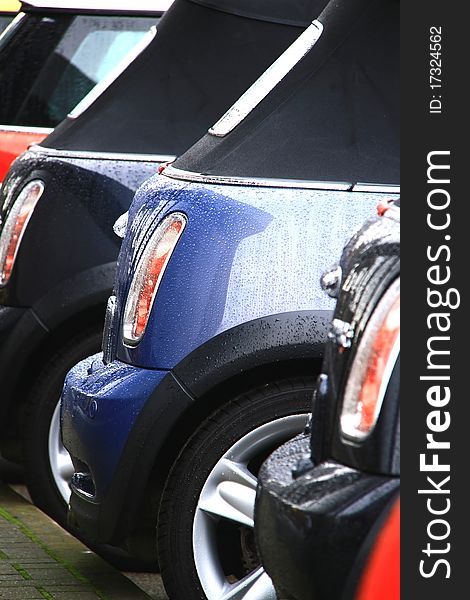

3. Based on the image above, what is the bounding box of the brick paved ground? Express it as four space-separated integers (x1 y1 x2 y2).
0 483 153 600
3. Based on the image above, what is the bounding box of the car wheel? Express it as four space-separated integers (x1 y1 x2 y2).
22 327 159 571
158 376 315 600
22 328 102 525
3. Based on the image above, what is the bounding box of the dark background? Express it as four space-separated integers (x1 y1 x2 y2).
401 2 467 597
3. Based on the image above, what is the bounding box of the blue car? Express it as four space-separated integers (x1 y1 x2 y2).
0 0 313 533
62 0 399 597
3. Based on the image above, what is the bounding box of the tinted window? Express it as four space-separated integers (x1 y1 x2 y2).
0 15 157 127
43 0 314 156
0 15 13 34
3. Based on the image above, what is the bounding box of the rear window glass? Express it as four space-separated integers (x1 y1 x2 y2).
0 14 157 128
0 15 13 34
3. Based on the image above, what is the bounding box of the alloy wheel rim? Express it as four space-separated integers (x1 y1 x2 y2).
193 413 308 600
48 400 74 505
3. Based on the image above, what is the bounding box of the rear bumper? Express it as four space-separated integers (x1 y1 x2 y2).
61 354 169 499
61 354 194 545
255 435 400 600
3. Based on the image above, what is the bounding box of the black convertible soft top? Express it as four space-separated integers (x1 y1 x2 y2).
187 0 324 27
43 0 329 155
173 0 400 185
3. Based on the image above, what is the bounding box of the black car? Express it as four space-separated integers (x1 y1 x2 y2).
0 0 318 527
0 0 170 181
255 200 400 600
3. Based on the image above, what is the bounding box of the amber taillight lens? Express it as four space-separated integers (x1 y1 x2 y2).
122 212 186 345
0 180 44 286
340 278 400 441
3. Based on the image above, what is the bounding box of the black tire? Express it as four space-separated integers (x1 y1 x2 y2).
22 327 102 525
158 376 315 600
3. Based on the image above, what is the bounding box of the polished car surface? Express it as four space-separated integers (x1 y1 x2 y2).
62 1 399 598
0 0 318 538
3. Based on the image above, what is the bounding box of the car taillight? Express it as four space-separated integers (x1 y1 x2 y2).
340 278 400 441
122 212 186 345
0 180 44 286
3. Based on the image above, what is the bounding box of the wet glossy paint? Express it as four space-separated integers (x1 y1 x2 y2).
115 175 398 369
62 173 399 504
61 353 167 496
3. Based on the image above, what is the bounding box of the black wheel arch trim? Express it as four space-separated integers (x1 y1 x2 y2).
0 262 116 433
174 310 331 397
69 310 331 546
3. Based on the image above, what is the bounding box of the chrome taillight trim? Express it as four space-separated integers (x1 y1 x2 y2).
122 212 187 346
0 180 45 286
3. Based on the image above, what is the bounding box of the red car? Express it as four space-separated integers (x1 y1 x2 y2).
355 499 400 600
0 0 172 180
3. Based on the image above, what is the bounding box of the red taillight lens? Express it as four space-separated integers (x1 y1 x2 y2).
0 180 44 286
340 279 400 441
122 212 186 345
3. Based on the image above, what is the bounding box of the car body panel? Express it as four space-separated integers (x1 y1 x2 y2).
62 354 169 496
0 149 157 307
63 309 328 544
311 205 400 474
61 184 397 543
0 150 157 436
353 498 400 600
115 175 398 370
0 0 20 10
255 435 399 600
